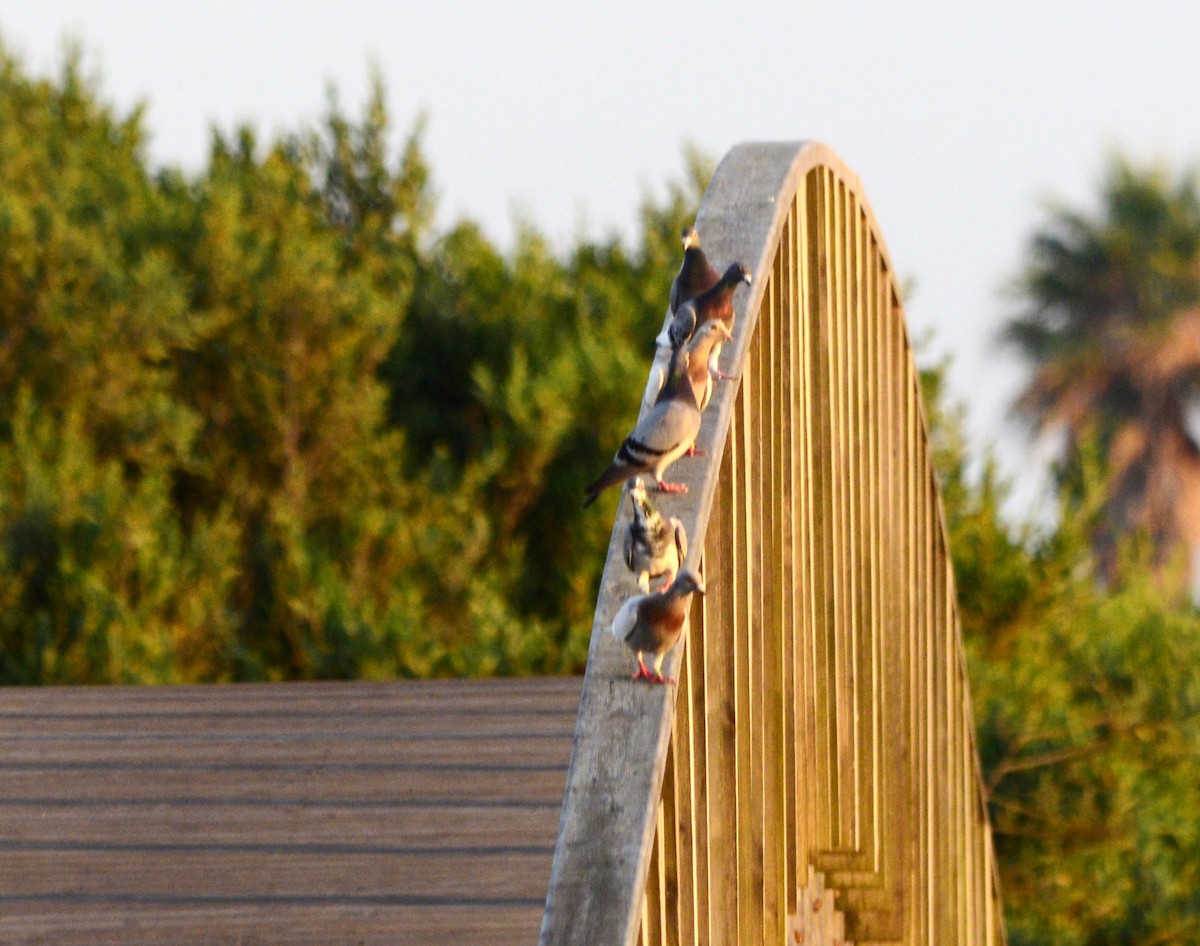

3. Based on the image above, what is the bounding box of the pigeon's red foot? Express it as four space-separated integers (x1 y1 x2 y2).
685 444 706 457
717 371 737 381
655 480 689 494
633 667 673 685
632 658 654 682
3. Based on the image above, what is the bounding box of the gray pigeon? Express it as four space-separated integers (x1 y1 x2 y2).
610 568 706 684
669 226 720 316
623 478 688 593
584 350 701 507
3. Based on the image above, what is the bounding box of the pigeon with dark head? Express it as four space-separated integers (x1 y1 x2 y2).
623 478 688 593
666 261 752 378
584 349 702 508
670 226 720 316
610 568 706 684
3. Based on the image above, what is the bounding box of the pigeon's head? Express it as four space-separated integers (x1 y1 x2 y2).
627 477 651 514
723 262 752 286
681 226 700 250
686 320 733 359
673 569 706 597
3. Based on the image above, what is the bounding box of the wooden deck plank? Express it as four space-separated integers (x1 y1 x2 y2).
0 768 569 805
0 677 581 945
1 849 552 898
4 903 543 946
0 803 556 847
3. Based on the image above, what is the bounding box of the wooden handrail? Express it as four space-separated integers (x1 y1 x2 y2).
540 142 1005 945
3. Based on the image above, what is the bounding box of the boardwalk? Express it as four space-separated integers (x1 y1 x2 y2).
0 677 581 946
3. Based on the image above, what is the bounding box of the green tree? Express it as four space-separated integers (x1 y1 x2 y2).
924 360 1200 946
0 44 234 682
380 145 714 666
0 38 715 682
1003 156 1200 592
0 45 200 478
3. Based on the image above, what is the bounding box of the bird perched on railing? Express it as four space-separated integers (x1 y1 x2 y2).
679 320 732 414
623 478 688 593
645 227 725 410
583 350 701 508
670 226 720 317
610 568 706 684
642 318 733 418
666 262 752 376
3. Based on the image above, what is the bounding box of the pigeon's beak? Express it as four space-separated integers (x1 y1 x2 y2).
743 271 753 284
719 324 734 341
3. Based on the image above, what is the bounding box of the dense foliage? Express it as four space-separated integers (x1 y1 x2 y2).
3 42 1199 945
0 47 708 682
926 361 1200 945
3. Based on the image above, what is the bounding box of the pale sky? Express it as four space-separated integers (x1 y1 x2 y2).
4 2 1200 520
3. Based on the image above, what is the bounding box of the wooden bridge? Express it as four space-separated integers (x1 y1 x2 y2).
0 142 1004 945
541 141 1005 945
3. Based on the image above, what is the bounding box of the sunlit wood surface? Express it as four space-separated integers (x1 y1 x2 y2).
0 677 580 945
540 142 1006 945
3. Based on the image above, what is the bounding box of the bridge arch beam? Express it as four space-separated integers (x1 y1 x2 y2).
541 142 1005 946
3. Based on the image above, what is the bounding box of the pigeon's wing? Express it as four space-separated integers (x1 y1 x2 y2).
667 301 697 350
610 594 644 643
628 395 699 457
641 357 669 413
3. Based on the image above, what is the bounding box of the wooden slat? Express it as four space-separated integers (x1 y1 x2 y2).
0 677 579 946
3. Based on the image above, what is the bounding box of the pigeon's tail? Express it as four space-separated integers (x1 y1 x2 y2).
582 464 633 509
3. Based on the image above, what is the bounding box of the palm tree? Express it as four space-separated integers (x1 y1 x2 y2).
1004 156 1200 592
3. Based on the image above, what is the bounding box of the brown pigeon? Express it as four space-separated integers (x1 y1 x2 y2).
610 568 706 684
666 262 752 367
667 262 748 355
644 317 733 415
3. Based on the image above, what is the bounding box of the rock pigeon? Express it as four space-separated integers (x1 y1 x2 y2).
610 568 706 684
623 478 688 593
584 350 701 508
666 262 752 376
643 318 733 414
679 320 733 412
669 226 720 316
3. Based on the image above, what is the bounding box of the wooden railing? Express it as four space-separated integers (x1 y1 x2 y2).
540 142 1006 945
